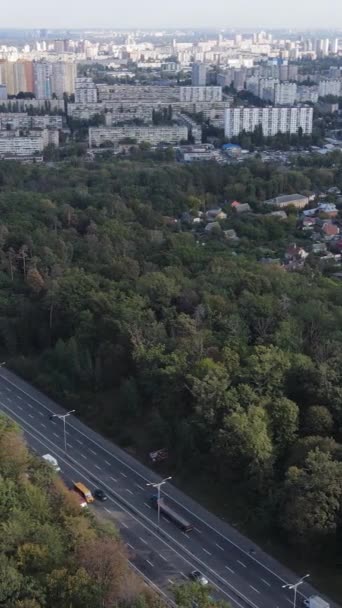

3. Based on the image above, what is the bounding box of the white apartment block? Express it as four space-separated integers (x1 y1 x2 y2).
0 113 62 130
295 86 319 104
89 125 188 148
75 77 98 103
274 82 297 105
0 132 44 157
96 84 179 102
179 86 222 102
224 107 313 138
318 79 342 97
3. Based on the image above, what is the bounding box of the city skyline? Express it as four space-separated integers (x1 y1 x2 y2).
3 0 342 30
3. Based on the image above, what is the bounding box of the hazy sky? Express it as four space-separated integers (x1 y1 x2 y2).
3 0 342 29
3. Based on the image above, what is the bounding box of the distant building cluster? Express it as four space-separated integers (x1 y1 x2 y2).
225 106 313 137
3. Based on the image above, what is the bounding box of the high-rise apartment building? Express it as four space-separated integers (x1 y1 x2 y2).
274 82 297 105
318 79 341 97
51 62 76 98
192 62 207 86
224 106 313 138
0 61 33 95
33 62 53 99
0 84 7 99
75 77 97 103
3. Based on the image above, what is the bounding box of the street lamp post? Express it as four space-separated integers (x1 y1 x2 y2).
49 410 75 452
146 476 172 532
282 574 310 608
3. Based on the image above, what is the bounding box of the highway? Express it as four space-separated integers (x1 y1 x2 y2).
0 367 336 608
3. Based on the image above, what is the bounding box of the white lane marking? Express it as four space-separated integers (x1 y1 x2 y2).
50 419 56 424
53 432 59 438
41 423 46 428
76 439 83 445
67 443 73 449
144 502 152 509
127 543 135 550
0 407 252 608
249 585 260 594
180 572 187 579
28 414 34 419
105 460 111 466
17 405 23 410
168 579 175 585
27 403 32 408
146 559 154 568
202 547 212 556
261 578 271 587
285 599 293 605
81 454 87 459
121 521 128 529
38 411 44 416
104 507 112 514
160 553 168 562
135 483 145 490
95 464 101 471
139 537 148 545
120 471 127 478
125 488 134 495
237 560 247 568
109 476 118 482
17 395 22 400
89 449 97 455
7 397 12 402
182 532 190 539
216 543 224 551
225 565 235 574
162 516 170 523
5 387 11 392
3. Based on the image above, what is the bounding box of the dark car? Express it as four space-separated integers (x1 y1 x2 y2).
189 570 208 586
94 489 107 501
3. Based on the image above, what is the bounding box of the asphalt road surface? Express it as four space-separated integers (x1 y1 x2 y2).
0 367 337 608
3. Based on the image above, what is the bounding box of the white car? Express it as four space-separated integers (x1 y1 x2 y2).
189 570 209 586
42 453 60 472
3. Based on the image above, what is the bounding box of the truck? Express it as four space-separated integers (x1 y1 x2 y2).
74 482 94 504
150 495 193 533
304 596 330 608
42 454 60 472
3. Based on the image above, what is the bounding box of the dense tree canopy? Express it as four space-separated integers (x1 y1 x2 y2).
0 155 342 589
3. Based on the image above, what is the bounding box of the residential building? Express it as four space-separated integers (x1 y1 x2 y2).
296 86 319 104
75 78 98 104
224 107 313 138
0 60 33 95
51 62 76 98
89 125 188 147
179 86 222 102
318 79 341 98
274 82 297 105
265 194 309 209
0 132 44 158
0 84 7 99
192 62 207 86
33 62 52 99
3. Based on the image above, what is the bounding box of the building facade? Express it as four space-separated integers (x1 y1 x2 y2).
89 125 188 147
192 62 207 86
224 106 313 138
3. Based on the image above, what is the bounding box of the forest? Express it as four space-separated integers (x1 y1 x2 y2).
0 155 342 593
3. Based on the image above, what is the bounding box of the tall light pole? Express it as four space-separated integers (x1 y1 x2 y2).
146 476 172 532
49 410 75 452
282 574 310 608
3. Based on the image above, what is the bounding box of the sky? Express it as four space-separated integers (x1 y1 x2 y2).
3 0 342 30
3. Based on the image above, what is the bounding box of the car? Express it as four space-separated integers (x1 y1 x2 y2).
94 488 107 501
189 570 208 586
